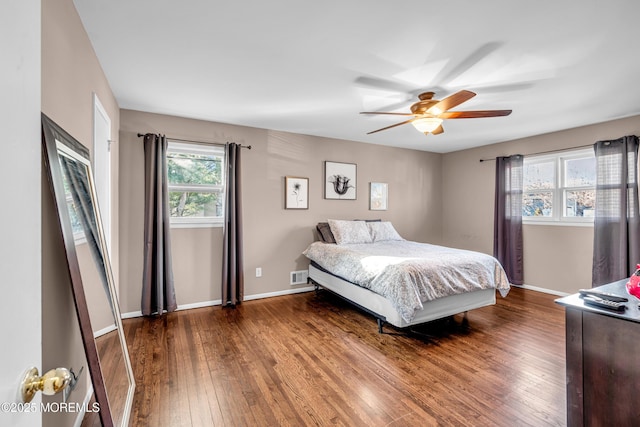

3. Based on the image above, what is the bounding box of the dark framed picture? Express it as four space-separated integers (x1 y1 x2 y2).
285 176 309 209
325 161 356 200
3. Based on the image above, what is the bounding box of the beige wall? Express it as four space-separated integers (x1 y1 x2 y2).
119 109 443 313
41 0 121 425
442 115 640 294
42 0 121 283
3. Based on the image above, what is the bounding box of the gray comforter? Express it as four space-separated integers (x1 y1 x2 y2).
303 240 510 322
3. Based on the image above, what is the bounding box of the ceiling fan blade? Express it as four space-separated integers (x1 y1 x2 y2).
354 75 416 94
360 111 415 116
366 119 414 135
468 82 534 94
439 110 512 119
429 90 476 113
431 124 444 135
431 42 504 88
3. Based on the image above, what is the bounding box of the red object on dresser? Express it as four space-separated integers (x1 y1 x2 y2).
626 264 640 298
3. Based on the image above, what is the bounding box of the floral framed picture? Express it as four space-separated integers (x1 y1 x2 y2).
325 161 356 200
285 176 309 209
370 182 388 210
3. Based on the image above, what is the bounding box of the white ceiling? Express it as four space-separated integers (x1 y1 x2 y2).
73 0 640 153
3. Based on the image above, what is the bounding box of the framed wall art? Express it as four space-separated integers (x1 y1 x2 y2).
325 161 356 200
370 182 388 210
285 176 309 209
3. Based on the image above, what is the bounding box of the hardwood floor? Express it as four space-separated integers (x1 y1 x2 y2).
124 287 566 426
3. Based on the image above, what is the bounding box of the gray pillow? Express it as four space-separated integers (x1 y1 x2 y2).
316 222 336 243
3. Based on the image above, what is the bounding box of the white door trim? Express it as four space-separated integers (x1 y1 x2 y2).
92 93 112 256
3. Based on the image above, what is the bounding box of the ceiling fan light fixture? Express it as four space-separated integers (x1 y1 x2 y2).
361 90 509 136
411 117 443 133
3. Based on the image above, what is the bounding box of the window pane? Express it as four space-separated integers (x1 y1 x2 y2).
565 190 595 217
169 191 222 218
66 195 86 239
167 153 222 186
523 191 553 217
565 157 596 187
523 161 555 190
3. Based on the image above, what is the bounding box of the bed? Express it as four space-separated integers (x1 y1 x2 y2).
303 220 510 333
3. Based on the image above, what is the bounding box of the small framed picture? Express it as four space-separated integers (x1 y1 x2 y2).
325 161 356 200
370 182 388 210
285 176 309 209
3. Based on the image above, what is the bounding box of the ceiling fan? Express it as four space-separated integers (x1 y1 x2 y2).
360 90 511 135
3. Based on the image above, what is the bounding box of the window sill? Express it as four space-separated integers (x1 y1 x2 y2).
170 221 223 229
523 220 593 227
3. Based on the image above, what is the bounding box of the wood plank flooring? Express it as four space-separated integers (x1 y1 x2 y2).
124 287 566 426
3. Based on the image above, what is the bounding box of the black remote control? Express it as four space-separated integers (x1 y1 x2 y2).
582 295 626 311
578 289 628 303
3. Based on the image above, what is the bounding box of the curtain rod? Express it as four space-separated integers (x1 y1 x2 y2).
479 143 593 162
136 133 251 149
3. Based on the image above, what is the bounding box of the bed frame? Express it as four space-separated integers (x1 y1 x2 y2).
308 263 496 333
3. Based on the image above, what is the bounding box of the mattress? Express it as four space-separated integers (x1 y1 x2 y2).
303 240 510 323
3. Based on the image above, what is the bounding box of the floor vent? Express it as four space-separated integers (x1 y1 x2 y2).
290 270 309 285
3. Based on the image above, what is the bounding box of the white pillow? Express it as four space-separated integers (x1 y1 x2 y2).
367 221 404 242
328 219 373 245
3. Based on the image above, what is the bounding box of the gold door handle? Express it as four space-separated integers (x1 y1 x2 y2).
20 367 72 403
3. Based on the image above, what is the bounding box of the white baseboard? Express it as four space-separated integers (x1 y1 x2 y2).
511 283 570 297
121 284 569 319
122 310 143 319
176 299 222 311
93 324 117 338
73 385 94 427
244 285 315 301
121 286 315 319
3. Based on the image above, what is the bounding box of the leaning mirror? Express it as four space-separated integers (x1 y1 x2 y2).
42 113 134 427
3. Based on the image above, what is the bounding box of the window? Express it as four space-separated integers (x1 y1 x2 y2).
167 141 225 227
522 148 595 224
58 142 90 243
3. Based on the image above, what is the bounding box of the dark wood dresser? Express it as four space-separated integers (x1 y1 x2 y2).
556 280 640 426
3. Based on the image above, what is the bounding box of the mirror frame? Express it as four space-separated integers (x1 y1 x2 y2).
41 113 135 427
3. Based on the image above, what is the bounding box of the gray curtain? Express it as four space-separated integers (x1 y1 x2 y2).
592 135 640 287
142 133 177 315
494 155 524 285
222 142 244 306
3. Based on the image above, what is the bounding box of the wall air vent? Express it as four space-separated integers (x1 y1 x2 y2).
290 270 309 285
